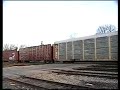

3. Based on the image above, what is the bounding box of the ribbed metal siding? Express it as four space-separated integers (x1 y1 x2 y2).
96 36 109 60
59 43 66 60
84 39 95 60
57 34 118 61
110 35 118 60
73 40 83 60
67 42 72 60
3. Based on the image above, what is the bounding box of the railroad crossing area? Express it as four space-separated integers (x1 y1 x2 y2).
3 63 118 89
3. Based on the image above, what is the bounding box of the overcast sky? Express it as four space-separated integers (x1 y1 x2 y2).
3 1 118 47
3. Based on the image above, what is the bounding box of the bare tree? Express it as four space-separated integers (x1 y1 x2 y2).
9 44 18 50
19 45 26 49
96 24 117 34
3 44 18 51
3 44 9 51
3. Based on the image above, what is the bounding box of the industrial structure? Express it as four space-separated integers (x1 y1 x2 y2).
3 31 118 62
54 31 118 61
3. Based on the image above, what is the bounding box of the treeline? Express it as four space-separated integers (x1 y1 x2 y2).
3 44 26 51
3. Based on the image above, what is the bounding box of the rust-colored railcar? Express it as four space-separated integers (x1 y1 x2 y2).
19 44 54 62
28 47 32 61
3 49 19 62
43 45 46 60
48 44 52 60
40 45 44 60
36 46 39 60
3 44 59 63
32 46 36 61
39 45 42 60
19 48 29 62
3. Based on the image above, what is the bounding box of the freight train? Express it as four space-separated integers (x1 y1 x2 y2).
3 31 118 63
3 49 19 62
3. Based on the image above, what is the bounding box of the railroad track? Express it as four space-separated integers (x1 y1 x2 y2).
4 75 95 90
73 67 117 72
74 64 118 72
51 69 117 75
51 63 118 79
88 64 117 67
51 70 118 79
3 77 47 90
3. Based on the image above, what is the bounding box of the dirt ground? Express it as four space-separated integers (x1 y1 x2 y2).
3 62 118 89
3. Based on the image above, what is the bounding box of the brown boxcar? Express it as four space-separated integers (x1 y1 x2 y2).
3 49 19 62
19 48 24 61
35 46 38 61
28 47 31 61
42 44 53 62
48 44 52 60
43 45 47 60
19 44 53 62
32 46 36 61
41 45 44 60
36 46 39 60
19 47 29 62
39 45 42 60
46 45 49 60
